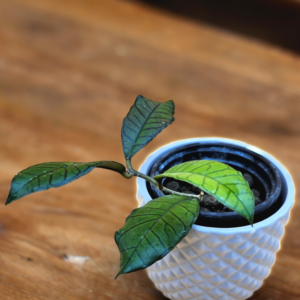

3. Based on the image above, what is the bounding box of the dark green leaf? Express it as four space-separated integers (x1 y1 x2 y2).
122 95 175 159
155 160 254 224
115 195 199 278
6 161 126 205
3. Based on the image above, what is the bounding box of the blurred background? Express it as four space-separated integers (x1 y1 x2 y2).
0 0 299 299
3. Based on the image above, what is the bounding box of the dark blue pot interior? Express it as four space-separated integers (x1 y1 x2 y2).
147 141 284 227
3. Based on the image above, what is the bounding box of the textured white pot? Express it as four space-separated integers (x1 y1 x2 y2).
136 138 295 300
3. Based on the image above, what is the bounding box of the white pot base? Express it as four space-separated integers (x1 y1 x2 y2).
147 211 288 300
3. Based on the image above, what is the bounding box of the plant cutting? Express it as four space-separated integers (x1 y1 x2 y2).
6 96 254 275
5 96 294 300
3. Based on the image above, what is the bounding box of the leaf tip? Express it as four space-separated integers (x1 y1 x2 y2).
247 213 254 227
114 272 122 280
5 194 17 206
250 216 254 227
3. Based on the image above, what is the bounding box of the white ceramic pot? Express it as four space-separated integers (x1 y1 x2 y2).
136 138 294 300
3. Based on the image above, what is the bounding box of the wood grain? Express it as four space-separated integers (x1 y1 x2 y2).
0 0 299 299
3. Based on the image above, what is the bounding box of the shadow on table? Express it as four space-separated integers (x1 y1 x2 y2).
140 0 300 54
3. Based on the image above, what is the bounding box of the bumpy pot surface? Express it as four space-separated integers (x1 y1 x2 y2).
137 138 294 300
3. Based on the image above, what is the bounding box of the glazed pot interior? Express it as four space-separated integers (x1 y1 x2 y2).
147 141 284 227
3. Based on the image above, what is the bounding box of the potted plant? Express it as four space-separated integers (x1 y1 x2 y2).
137 137 294 300
5 96 294 300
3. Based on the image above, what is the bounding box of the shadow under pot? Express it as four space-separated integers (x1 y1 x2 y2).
147 141 283 227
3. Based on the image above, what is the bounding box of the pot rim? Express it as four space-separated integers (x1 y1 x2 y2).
137 137 295 234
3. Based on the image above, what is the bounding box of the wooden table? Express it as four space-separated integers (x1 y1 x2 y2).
0 0 299 299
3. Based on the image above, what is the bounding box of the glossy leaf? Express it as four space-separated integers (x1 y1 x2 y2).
122 95 175 159
115 195 199 278
155 160 254 224
6 161 126 205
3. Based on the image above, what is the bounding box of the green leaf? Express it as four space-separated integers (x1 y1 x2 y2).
122 95 175 159
115 195 199 278
6 161 126 205
154 160 254 224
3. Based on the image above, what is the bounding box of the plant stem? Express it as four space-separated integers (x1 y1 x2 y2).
161 186 202 200
126 159 158 186
120 171 133 179
126 159 202 201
